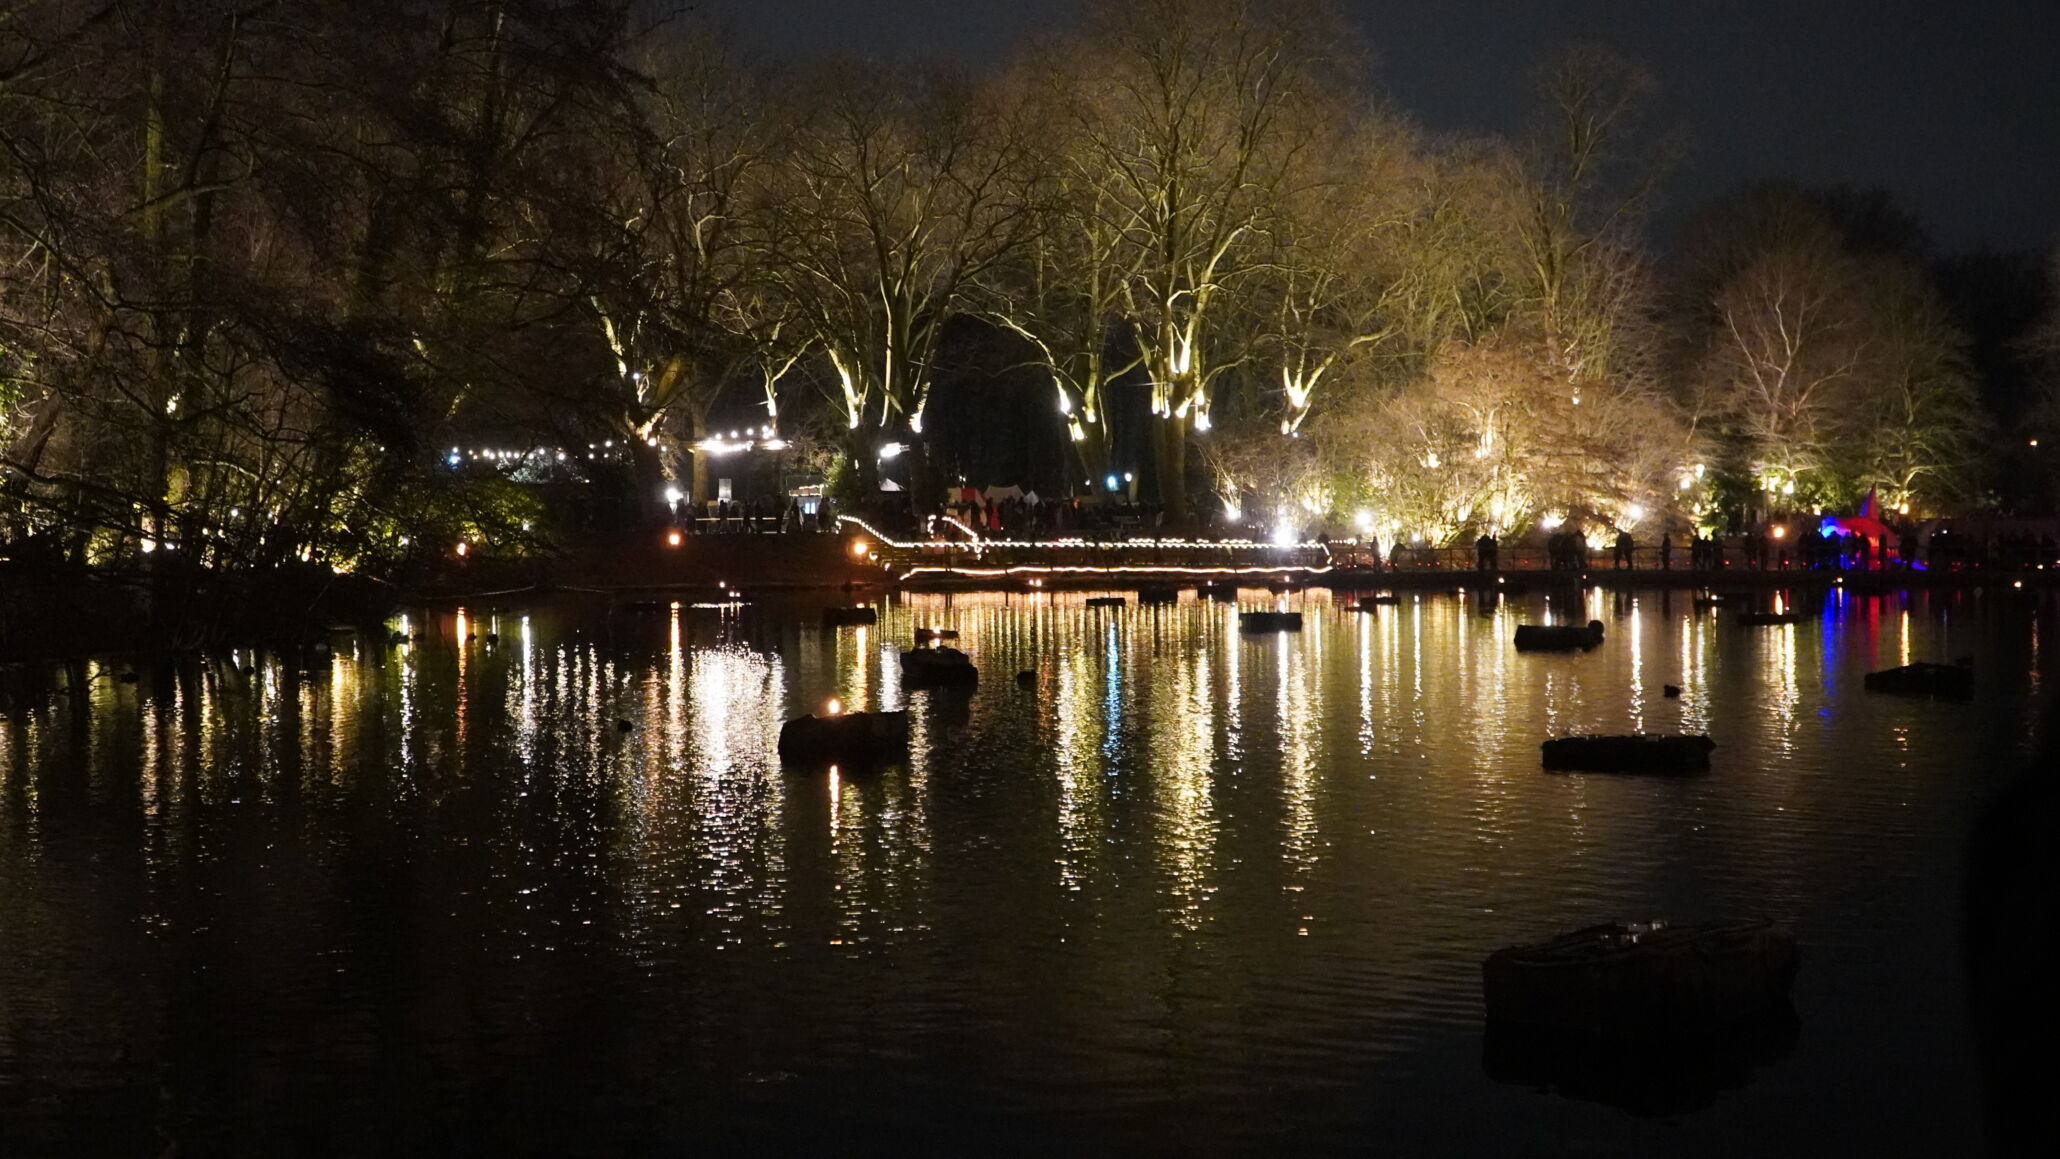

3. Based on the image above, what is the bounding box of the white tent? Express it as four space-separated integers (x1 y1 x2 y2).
880 478 904 492
983 484 1025 502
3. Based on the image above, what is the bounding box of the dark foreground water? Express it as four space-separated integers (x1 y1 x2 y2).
1 585 2051 1155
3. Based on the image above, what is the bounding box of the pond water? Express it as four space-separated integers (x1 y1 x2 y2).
0 585 2050 1155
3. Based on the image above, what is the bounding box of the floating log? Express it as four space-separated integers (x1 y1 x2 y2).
1358 594 1401 608
821 606 878 628
777 710 910 767
1084 596 1126 609
913 627 959 643
1483 920 1799 1038
1662 684 1682 698
1542 733 1714 773
1239 610 1303 632
1136 585 1180 605
1863 661 1973 701
1514 620 1605 652
1734 611 1805 626
900 646 978 687
1483 1002 1800 1117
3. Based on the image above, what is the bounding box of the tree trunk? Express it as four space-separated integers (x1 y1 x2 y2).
627 433 665 529
909 437 938 520
1153 415 1190 524
1074 424 1113 497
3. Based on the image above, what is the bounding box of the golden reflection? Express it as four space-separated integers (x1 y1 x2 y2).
1356 611 1374 756
1052 637 1106 891
1277 627 1319 874
1899 608 1912 668
1628 599 1644 733
1765 622 1800 757
1151 641 1217 931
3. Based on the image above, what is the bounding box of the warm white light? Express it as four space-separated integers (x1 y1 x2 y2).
878 443 905 461
826 697 843 716
1354 509 1375 534
1540 513 1564 529
850 538 869 558
666 530 682 547
1678 476 1694 490
1772 525 1787 539
1270 519 1295 547
1782 480 1795 495
455 542 468 556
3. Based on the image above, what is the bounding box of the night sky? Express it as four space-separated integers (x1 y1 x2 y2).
688 0 2060 254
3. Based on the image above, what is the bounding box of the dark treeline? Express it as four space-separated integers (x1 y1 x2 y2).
4 0 2057 580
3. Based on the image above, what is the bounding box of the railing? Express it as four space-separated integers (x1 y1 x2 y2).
839 517 1333 579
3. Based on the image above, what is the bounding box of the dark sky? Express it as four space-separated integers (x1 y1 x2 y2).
686 0 2060 255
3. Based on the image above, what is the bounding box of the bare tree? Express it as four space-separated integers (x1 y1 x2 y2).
1052 0 1354 521
769 62 1034 505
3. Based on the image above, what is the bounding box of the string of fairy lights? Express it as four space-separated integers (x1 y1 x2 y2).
836 514 1340 581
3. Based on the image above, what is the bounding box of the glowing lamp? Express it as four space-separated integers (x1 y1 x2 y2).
850 538 869 558
455 542 468 556
825 697 843 716
666 530 682 547
1771 526 1786 539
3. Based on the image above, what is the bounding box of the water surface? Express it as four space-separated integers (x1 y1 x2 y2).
1 586 2048 1154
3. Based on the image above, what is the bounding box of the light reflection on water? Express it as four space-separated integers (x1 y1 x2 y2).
0 587 2051 1154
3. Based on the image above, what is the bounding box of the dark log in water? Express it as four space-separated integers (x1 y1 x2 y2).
1483 1003 1800 1117
1135 585 1180 605
821 606 878 628
1514 620 1605 652
1084 597 1125 609
777 710 910 767
1864 661 1973 701
1483 919 1799 1038
1542 734 1714 773
1238 611 1303 632
901 646 978 688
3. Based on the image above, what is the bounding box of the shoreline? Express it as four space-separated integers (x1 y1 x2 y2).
4 532 2051 668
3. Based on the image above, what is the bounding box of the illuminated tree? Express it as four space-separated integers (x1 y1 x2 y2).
1050 0 1354 521
769 62 1035 502
540 29 801 523
1258 111 1448 436
1678 187 1981 513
